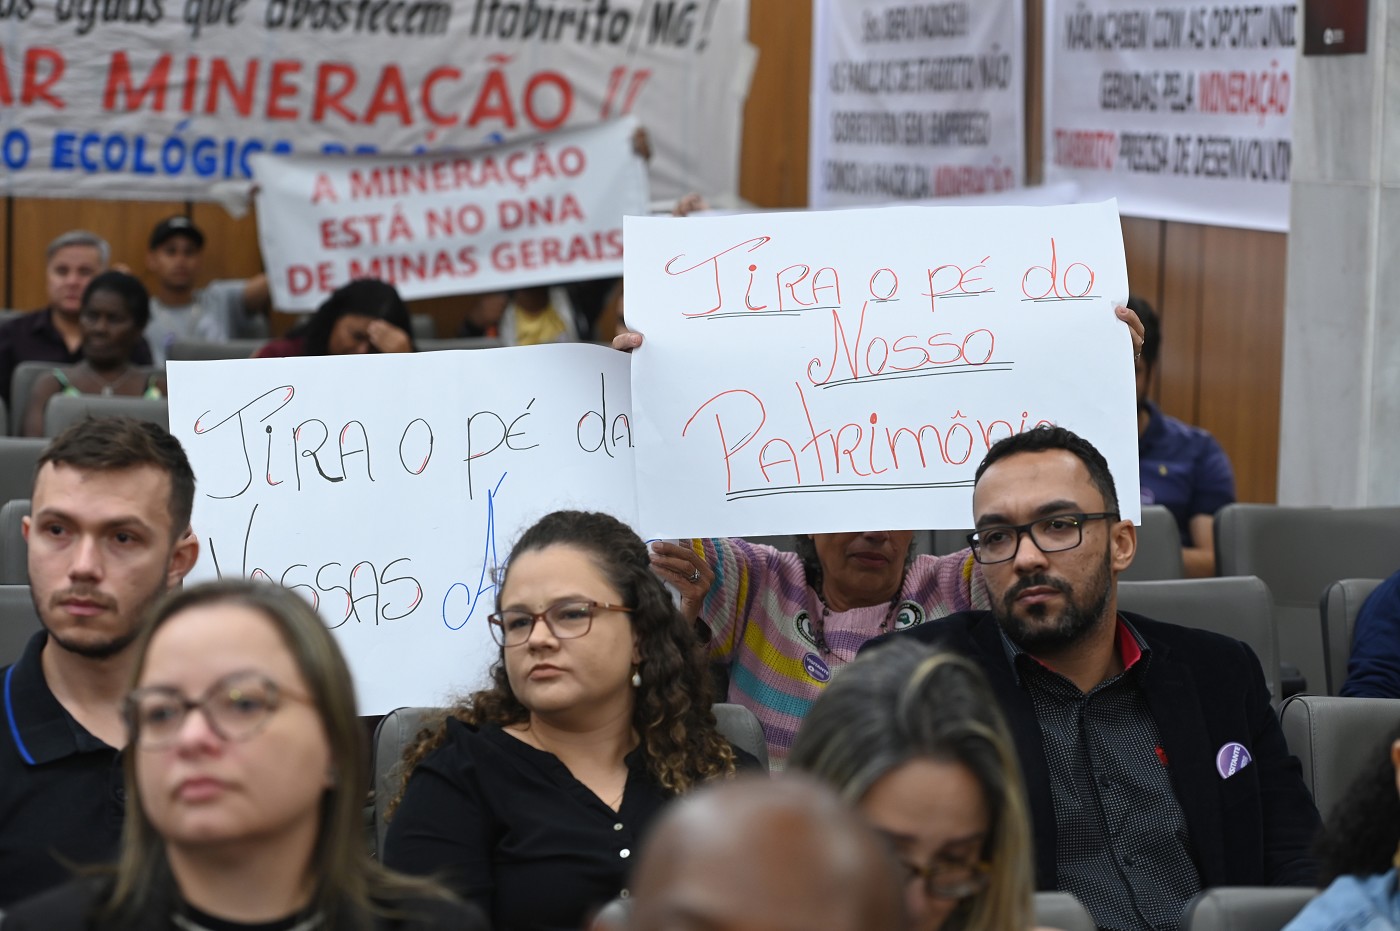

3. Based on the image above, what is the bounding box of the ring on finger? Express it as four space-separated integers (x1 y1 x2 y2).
689 568 701 583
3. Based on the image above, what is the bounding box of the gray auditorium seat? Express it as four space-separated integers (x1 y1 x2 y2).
1118 505 1185 581
165 339 263 361
1216 504 1400 695
1034 892 1096 931
1280 693 1400 821
417 337 504 352
43 395 169 437
0 499 28 585
409 313 436 341
9 361 53 434
0 585 41 666
1183 887 1314 931
1321 578 1385 697
0 438 45 505
1118 576 1281 704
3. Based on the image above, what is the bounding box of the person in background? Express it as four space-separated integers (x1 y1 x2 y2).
1131 295 1235 576
0 230 152 407
0 418 198 907
23 272 165 437
884 425 1320 931
1282 722 1400 930
1340 568 1400 698
2 579 486 930
384 510 753 930
623 775 906 931
255 278 414 357
789 645 1035 931
496 284 583 345
143 216 271 365
624 308 1148 770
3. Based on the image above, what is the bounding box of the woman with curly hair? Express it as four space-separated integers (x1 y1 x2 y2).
383 509 755 930
1282 723 1400 929
789 644 1035 931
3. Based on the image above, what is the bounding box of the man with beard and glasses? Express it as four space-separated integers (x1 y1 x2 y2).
870 425 1320 931
0 417 198 906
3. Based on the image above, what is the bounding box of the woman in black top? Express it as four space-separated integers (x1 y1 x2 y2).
3 580 483 931
384 510 747 930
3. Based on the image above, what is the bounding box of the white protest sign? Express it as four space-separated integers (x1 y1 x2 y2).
0 0 751 203
252 119 649 310
167 345 636 713
1043 0 1294 231
625 201 1139 539
809 0 1024 206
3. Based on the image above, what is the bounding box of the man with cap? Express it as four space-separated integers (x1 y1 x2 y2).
144 215 270 364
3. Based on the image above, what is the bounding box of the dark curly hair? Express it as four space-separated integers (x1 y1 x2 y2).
392 510 736 812
1315 722 1400 883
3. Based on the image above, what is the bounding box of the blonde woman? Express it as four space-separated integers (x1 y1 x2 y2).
4 580 482 930
789 644 1036 931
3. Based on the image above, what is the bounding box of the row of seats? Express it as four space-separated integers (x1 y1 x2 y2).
3 335 505 436
0 481 1387 697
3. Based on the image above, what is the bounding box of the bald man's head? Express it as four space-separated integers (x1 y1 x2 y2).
628 775 905 931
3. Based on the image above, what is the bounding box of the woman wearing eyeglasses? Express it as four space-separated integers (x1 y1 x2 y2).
2 579 483 931
789 643 1035 931
383 509 753 931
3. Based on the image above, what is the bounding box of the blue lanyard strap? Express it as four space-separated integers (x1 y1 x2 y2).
4 663 36 766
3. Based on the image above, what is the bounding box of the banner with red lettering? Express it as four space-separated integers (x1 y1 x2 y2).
252 119 647 309
808 0 1024 207
625 200 1140 539
0 0 751 203
1043 0 1294 231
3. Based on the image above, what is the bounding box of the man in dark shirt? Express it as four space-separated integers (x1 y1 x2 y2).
0 230 153 407
883 425 1320 931
0 417 198 906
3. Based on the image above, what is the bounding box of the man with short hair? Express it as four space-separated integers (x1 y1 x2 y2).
144 215 270 364
625 775 905 931
0 417 199 906
0 230 153 406
881 425 1320 931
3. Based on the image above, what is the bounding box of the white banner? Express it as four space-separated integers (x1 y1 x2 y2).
167 345 636 713
1043 1 1295 231
253 120 650 310
0 0 752 203
625 201 1140 538
809 0 1024 207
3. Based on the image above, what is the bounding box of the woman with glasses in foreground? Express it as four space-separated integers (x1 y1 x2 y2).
788 643 1035 931
3 579 482 930
384 509 753 931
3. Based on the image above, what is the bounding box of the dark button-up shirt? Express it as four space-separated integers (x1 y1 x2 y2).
0 631 125 906
1006 618 1203 931
0 308 154 406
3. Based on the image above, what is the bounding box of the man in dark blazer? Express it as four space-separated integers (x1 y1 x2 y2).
874 425 1320 931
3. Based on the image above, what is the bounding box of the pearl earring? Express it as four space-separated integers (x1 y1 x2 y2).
630 669 642 688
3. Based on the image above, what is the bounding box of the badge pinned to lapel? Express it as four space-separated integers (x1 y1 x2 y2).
1215 741 1253 779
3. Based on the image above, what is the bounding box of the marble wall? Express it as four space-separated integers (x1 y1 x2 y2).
1278 0 1400 505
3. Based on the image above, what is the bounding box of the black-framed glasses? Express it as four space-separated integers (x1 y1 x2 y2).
900 855 992 900
487 600 632 648
967 512 1119 565
124 671 310 749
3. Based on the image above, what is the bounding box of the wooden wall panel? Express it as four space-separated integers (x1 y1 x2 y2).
1158 222 1206 423
10 199 177 310
740 2 811 207
1194 228 1285 504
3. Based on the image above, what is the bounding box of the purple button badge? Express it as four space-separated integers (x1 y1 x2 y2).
803 652 832 683
1215 741 1253 779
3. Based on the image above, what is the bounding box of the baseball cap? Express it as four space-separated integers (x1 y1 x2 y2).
149 216 205 250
